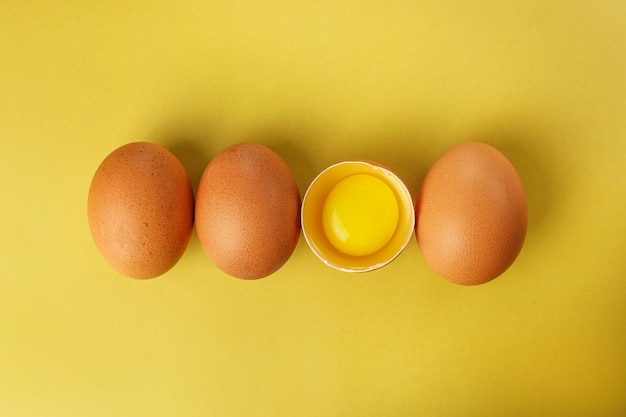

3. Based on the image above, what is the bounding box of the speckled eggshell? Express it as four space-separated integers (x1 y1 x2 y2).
88 142 194 279
416 142 527 285
195 143 301 280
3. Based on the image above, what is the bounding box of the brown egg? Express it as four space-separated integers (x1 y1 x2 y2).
195 143 301 280
416 142 527 285
88 142 194 279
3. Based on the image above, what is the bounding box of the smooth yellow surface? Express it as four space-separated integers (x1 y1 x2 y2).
323 174 399 256
1 1 626 415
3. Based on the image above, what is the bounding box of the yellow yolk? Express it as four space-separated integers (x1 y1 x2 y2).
322 174 399 256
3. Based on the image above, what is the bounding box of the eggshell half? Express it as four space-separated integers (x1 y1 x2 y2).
416 142 527 285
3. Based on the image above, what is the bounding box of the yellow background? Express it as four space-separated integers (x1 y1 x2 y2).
2 0 626 415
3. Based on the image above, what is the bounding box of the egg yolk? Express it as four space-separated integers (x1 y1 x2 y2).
322 174 399 256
